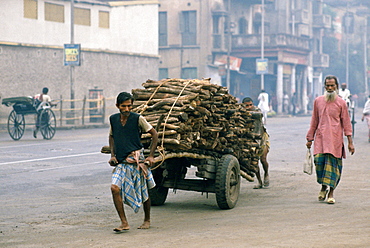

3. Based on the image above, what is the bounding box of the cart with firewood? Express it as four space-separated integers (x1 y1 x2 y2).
101 78 264 209
1 96 57 140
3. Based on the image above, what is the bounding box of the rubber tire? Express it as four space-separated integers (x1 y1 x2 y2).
39 108 56 140
215 154 241 209
149 168 168 206
7 110 25 141
149 186 169 206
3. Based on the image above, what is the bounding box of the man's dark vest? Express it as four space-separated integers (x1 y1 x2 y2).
110 112 143 163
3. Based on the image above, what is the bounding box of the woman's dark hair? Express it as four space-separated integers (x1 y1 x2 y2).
116 92 134 105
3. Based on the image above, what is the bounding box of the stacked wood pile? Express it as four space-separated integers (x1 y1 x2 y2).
131 78 263 179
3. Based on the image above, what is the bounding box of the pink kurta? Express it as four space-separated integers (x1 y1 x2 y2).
306 95 352 159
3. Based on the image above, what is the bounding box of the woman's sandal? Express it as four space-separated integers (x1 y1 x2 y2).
318 190 328 201
327 198 335 204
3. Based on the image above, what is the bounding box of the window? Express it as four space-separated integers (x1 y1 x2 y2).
45 2 64 23
159 12 168 46
238 18 248 34
159 68 168 80
212 15 220 34
302 0 308 10
74 7 91 26
99 11 109 28
180 11 197 46
181 67 197 79
24 0 37 19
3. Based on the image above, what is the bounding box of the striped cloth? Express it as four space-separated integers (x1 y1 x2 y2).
314 153 343 189
112 149 156 213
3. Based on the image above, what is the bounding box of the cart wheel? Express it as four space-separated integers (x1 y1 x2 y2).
39 108 56 140
7 110 25 140
149 168 168 206
215 154 241 209
149 186 169 206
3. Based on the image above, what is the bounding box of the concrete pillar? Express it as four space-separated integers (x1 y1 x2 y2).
248 7 253 34
291 65 296 95
313 71 323 99
302 67 308 114
277 63 284 113
318 71 323 95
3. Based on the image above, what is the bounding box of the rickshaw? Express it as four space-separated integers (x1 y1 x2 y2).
1 96 56 140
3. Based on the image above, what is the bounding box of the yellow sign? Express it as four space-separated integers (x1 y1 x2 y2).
256 59 268 74
64 44 81 66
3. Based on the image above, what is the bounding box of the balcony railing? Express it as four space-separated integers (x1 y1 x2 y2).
232 34 310 51
313 53 329 68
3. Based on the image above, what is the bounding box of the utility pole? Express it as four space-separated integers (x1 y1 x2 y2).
365 18 369 96
226 0 231 90
345 2 349 88
261 0 265 90
70 0 75 110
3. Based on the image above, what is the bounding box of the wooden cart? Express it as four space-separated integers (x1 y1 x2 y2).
102 78 264 209
101 146 242 209
2 96 56 140
148 151 241 209
101 110 263 210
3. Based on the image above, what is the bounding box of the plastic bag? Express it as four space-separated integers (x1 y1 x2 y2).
303 149 314 175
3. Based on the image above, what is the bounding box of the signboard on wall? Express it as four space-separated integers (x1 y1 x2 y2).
64 44 81 66
214 55 242 71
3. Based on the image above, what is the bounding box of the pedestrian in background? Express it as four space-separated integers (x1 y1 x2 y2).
291 92 298 115
338 82 351 107
306 75 355 204
258 90 269 125
283 91 289 114
361 95 370 142
33 87 52 138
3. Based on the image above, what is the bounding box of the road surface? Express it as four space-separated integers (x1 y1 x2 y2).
0 114 369 247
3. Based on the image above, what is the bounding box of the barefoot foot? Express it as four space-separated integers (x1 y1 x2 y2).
263 175 270 187
253 184 263 189
113 224 130 232
138 221 150 229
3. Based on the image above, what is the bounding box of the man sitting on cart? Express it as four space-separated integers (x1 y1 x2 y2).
33 87 52 138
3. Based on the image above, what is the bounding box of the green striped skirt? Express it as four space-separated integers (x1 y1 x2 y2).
314 153 343 189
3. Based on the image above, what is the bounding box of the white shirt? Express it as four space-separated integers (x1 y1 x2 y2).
258 92 269 112
34 94 51 102
363 99 370 115
338 88 350 103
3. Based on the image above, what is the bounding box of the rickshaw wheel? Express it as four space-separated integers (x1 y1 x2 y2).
39 108 56 140
7 110 25 141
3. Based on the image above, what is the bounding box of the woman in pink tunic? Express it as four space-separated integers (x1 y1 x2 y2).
306 75 355 204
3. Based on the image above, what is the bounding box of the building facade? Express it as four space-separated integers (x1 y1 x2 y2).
0 0 159 121
158 0 332 114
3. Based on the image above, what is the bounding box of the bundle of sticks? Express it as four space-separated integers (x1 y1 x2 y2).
130 78 263 178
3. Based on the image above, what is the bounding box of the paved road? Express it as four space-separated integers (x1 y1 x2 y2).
0 114 369 247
